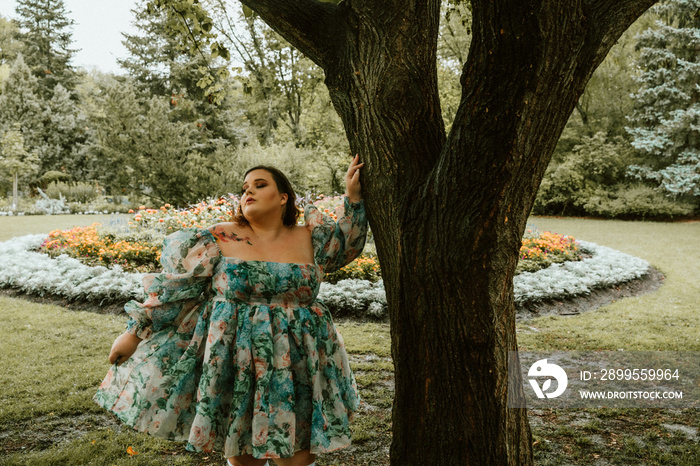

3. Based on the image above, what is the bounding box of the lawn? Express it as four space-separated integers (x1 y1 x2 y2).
0 214 698 465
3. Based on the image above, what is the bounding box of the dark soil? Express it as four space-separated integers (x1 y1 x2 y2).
516 266 665 322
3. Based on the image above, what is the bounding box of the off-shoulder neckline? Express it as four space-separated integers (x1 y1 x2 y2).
201 228 317 267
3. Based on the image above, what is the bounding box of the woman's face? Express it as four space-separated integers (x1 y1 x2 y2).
240 169 288 223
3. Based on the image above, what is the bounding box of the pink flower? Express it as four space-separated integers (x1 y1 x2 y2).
254 357 268 379
99 370 114 389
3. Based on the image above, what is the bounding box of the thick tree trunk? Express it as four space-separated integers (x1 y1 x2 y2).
239 0 658 463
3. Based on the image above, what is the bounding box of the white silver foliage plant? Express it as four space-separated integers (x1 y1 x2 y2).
0 235 650 318
0 234 145 303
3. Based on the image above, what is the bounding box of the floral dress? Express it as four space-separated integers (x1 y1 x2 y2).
94 197 367 459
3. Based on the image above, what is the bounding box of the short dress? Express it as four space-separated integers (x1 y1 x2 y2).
94 197 367 459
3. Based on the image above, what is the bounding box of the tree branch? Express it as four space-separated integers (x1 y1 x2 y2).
582 0 658 70
239 0 341 68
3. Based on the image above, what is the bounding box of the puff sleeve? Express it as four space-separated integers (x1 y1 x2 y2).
304 196 368 274
124 228 221 340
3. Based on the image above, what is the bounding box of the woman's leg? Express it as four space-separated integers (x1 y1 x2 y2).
228 449 315 466
227 455 268 466
273 449 316 466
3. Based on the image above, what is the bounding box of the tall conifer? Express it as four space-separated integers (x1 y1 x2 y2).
14 0 78 95
627 0 700 200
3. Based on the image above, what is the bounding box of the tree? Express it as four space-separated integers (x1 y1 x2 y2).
0 14 25 67
626 0 700 200
207 1 328 146
41 82 87 176
0 54 84 179
0 124 38 210
14 0 78 95
0 55 45 159
120 2 245 149
148 0 658 463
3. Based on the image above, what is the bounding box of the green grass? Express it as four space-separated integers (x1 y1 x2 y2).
0 213 129 242
0 297 122 421
1 214 699 465
518 216 700 351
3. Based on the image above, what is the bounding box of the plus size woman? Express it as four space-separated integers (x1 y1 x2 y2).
95 156 367 466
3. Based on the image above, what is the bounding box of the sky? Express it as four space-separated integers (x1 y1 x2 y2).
0 0 140 74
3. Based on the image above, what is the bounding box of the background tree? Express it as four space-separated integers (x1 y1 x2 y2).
0 54 84 180
147 0 659 463
207 0 329 146
120 2 246 153
532 8 696 219
0 124 38 210
626 0 700 202
0 14 24 68
0 55 45 165
13 0 79 96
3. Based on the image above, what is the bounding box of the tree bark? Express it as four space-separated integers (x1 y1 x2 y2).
12 173 18 211
240 0 658 464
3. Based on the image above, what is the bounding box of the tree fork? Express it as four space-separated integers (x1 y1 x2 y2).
231 0 659 464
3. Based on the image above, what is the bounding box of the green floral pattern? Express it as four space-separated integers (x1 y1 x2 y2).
94 197 367 459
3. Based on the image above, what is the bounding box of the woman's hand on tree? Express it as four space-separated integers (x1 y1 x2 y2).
108 332 142 365
345 154 364 203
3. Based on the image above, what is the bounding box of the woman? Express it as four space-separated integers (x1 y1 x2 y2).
95 156 367 466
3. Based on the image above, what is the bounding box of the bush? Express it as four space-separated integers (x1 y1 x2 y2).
45 181 99 203
579 184 696 219
34 197 70 215
325 255 381 283
33 188 69 215
39 170 71 186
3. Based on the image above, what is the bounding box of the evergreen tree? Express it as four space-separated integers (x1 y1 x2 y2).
82 76 224 205
120 2 243 148
627 0 700 200
14 0 78 96
0 54 83 179
0 124 39 209
0 54 45 154
42 82 86 176
0 14 25 66
118 3 181 97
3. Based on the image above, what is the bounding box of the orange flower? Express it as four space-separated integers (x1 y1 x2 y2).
126 446 138 456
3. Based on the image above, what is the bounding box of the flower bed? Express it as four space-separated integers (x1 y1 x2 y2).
0 232 649 320
37 195 577 281
518 227 581 273
39 224 161 273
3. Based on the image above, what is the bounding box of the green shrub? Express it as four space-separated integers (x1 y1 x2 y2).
534 132 634 216
39 170 71 186
580 184 696 219
45 181 99 203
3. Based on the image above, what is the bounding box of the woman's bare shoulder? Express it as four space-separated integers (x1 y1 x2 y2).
295 223 313 236
207 222 249 240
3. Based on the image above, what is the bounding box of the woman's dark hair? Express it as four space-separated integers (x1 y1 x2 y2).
233 165 302 227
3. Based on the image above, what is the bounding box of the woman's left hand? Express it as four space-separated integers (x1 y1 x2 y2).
345 154 364 203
